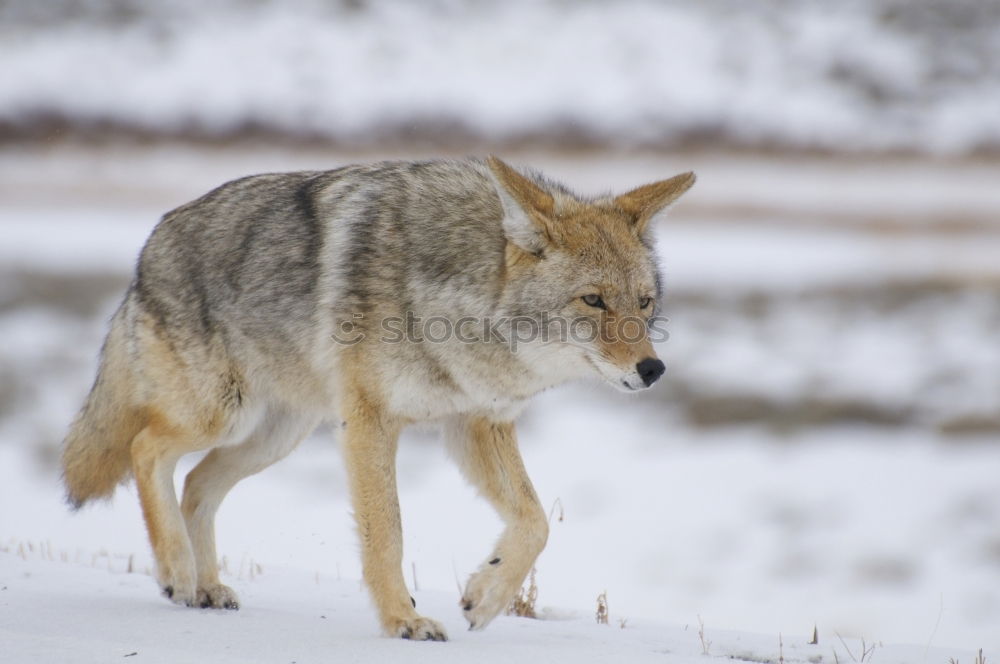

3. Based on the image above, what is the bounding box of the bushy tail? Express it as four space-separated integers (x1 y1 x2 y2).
61 311 144 508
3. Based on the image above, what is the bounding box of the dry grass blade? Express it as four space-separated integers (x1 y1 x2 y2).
835 632 858 662
507 568 538 619
596 591 608 625
698 615 712 655
957 648 989 664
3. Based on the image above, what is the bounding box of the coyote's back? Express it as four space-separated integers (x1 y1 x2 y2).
63 160 512 506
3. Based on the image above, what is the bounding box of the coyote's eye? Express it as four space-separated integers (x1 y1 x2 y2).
581 294 606 310
639 296 653 309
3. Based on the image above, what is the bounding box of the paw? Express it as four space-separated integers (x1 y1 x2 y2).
461 564 521 630
385 615 448 641
161 580 196 607
156 555 197 607
196 583 240 610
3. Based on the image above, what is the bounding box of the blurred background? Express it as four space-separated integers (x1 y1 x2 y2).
1 0 999 654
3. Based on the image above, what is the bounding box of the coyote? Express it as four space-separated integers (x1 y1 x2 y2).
61 157 694 640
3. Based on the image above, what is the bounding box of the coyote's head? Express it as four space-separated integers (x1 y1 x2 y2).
487 156 695 393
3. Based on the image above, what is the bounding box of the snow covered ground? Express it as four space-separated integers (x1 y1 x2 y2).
2 145 999 660
4 546 975 664
3 412 999 661
2 0 999 153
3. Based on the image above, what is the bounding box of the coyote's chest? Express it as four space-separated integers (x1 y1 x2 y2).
384 361 531 422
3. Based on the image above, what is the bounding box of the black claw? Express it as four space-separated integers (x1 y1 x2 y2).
163 585 174 599
401 627 412 640
489 557 501 565
463 601 473 611
224 601 239 610
200 599 211 608
410 595 416 608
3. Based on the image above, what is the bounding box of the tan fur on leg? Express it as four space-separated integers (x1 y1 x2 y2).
447 416 548 629
341 378 447 641
181 411 318 609
131 416 202 606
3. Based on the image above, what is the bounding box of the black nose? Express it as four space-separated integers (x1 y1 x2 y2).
636 358 665 387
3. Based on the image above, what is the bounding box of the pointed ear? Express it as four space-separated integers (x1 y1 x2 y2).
487 155 557 255
614 171 696 235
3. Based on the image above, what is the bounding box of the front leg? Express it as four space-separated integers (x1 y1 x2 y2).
447 417 549 630
341 386 447 641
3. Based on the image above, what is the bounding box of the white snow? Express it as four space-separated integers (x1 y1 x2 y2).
1 1 999 153
3 545 970 664
2 422 997 661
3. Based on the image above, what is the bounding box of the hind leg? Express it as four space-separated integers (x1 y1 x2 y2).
131 419 207 606
181 410 318 609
